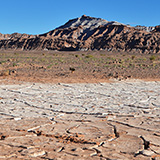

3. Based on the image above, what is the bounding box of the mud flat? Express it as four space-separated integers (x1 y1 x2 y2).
0 79 160 159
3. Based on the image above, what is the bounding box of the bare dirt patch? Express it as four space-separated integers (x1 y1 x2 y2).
0 50 160 83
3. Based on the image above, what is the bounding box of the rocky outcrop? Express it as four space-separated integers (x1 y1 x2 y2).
153 25 160 32
135 25 155 32
0 15 160 53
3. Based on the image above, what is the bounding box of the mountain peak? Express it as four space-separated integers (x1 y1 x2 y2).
81 14 87 18
80 14 101 20
57 15 124 31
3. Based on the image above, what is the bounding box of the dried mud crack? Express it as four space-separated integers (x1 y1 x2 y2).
0 80 160 159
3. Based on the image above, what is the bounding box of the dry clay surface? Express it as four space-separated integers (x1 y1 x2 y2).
0 80 160 159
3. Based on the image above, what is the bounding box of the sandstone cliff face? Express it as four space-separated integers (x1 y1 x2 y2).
0 15 160 53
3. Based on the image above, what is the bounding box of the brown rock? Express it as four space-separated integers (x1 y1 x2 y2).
110 135 144 154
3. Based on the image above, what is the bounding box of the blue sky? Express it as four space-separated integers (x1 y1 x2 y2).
0 0 160 34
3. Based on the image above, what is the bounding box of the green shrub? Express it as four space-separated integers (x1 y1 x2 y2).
150 55 156 61
47 64 52 69
13 63 17 67
14 52 19 56
0 60 7 64
131 55 135 60
85 55 94 58
104 64 110 68
100 53 105 56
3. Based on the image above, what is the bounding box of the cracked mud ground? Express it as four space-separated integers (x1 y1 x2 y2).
0 80 160 159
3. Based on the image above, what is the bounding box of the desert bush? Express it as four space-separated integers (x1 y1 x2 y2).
13 63 17 67
106 57 112 60
131 55 136 60
152 63 157 67
126 58 132 61
69 67 75 73
104 64 110 68
53 53 58 56
100 53 105 56
47 64 52 69
119 64 124 68
14 52 19 56
85 55 94 58
40 58 46 62
0 60 7 64
150 55 156 61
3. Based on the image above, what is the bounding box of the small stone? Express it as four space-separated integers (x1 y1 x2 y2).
27 126 40 132
14 117 22 121
108 137 117 142
90 151 97 157
102 113 108 116
107 116 116 121
140 150 154 156
8 58 12 62
10 70 16 74
50 117 54 121
57 114 65 117
56 147 65 153
0 134 6 140
30 150 46 157
89 145 99 149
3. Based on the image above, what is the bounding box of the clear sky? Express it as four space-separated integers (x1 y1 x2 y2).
0 0 160 35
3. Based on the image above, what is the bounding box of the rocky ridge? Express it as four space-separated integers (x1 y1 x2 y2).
0 15 160 53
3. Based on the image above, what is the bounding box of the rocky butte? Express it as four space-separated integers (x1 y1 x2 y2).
0 15 160 53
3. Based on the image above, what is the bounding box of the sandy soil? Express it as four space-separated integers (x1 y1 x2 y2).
0 50 160 84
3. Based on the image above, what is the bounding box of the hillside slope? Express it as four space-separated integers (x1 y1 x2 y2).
0 15 160 53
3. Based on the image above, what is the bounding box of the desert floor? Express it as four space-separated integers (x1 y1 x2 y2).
0 50 160 83
0 50 160 159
